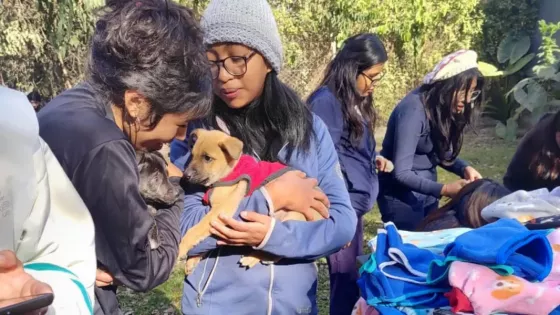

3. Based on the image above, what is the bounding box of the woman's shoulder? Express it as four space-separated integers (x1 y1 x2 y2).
395 88 424 113
39 84 130 168
308 86 341 108
39 84 125 143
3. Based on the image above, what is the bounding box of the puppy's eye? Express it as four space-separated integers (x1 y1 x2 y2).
202 154 213 163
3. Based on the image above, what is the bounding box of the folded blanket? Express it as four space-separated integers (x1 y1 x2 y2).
368 228 471 256
358 222 449 309
448 261 560 315
482 187 560 223
429 219 552 283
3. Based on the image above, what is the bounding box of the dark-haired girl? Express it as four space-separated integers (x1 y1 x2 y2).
307 33 391 315
504 110 560 192
417 179 511 231
377 50 484 231
170 0 356 314
37 1 213 313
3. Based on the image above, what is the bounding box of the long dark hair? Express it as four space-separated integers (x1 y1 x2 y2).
311 33 387 144
417 179 510 231
212 72 313 162
88 0 212 127
529 111 560 181
421 68 485 165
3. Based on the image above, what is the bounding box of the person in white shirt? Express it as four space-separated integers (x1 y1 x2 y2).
0 86 96 314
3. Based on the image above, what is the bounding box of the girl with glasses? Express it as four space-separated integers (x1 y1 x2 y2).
377 49 485 231
169 0 356 314
307 33 392 315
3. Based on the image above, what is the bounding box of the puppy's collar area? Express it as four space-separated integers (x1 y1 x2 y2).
202 155 292 205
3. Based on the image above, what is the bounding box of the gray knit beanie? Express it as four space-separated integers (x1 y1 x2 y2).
202 0 283 73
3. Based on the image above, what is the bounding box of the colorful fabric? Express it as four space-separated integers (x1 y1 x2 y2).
352 298 380 315
202 155 289 204
357 222 449 309
448 261 560 315
481 187 560 223
444 287 473 314
368 228 471 255
429 218 553 283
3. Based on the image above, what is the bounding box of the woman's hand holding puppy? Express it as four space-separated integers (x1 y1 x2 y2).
209 170 330 247
212 212 270 247
264 170 330 220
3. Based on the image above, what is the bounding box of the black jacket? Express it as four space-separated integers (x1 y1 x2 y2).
38 83 183 314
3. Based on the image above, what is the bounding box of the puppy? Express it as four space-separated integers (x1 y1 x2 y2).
136 150 182 249
178 129 324 274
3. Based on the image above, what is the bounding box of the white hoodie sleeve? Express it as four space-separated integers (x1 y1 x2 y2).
0 86 96 315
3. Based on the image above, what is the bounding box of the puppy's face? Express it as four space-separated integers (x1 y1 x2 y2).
184 129 244 186
137 151 181 206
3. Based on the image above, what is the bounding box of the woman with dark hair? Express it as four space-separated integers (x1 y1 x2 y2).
378 50 485 231
307 33 392 315
169 0 356 314
27 90 43 112
417 179 511 231
37 1 213 314
504 110 560 192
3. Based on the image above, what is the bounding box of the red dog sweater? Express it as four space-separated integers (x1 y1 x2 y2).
202 155 292 205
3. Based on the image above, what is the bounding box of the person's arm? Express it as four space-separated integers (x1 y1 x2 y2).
440 158 469 178
72 139 183 293
391 106 444 197
16 143 96 314
2 86 95 314
256 117 357 260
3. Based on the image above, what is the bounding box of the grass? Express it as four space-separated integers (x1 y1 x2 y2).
118 127 517 315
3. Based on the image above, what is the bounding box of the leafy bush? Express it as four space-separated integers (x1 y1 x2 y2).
496 21 560 141
479 34 535 130
0 0 537 125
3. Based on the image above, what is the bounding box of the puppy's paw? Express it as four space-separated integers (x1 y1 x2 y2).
184 256 202 276
239 256 262 269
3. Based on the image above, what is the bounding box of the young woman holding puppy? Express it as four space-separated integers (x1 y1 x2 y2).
307 33 391 315
377 50 485 231
169 0 356 314
37 1 212 313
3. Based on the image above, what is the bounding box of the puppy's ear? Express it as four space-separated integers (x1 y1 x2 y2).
188 129 203 149
219 136 244 163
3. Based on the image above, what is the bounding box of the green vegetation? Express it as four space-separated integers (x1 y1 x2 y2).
0 0 538 121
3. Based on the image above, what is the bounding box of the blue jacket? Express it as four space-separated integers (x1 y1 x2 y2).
170 115 357 315
308 86 379 217
380 89 468 198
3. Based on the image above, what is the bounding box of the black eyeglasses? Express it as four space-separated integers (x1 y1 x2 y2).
209 51 257 79
361 71 385 87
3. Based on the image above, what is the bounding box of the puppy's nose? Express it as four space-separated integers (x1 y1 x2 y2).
183 169 193 180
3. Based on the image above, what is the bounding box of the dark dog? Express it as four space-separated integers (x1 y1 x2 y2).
136 150 182 249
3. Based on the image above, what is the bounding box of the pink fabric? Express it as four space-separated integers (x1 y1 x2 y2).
444 287 473 313
545 229 560 284
202 155 287 204
448 261 560 315
351 298 379 315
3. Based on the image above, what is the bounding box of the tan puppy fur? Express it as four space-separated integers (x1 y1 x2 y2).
178 129 324 274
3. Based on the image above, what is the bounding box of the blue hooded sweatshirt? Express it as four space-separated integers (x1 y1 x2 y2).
170 115 357 315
